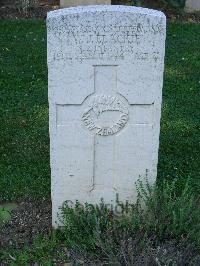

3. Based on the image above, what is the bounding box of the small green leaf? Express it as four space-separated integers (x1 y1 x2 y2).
0 208 11 223
0 203 18 223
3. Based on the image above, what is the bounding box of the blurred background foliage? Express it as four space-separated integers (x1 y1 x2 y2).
129 0 186 8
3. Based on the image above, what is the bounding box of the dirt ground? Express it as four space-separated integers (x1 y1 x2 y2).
0 199 51 249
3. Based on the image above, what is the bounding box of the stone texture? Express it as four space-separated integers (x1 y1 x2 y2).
185 0 200 13
47 5 166 227
60 0 111 8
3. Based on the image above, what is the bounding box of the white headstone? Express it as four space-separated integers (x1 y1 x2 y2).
60 0 111 8
185 0 200 13
47 5 166 227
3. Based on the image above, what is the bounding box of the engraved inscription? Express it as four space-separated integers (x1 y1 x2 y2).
48 14 165 63
82 95 129 136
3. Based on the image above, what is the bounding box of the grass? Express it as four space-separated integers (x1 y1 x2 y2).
158 22 200 192
0 20 199 200
0 19 200 264
0 20 50 200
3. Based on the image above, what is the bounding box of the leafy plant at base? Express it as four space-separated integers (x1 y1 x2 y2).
137 179 200 244
60 179 200 264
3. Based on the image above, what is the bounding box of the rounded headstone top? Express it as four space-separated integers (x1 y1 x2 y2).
47 5 166 20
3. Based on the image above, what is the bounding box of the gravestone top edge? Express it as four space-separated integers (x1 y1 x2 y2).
47 5 166 20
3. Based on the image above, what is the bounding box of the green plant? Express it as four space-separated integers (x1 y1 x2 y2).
60 179 200 264
137 179 200 244
60 201 115 252
0 203 17 225
60 200 146 263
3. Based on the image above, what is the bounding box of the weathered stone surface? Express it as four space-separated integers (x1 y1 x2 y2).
47 5 166 227
60 0 111 8
185 0 200 13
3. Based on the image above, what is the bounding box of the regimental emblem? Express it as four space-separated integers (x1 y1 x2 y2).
82 94 129 136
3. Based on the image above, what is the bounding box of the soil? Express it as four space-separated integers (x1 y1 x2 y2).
0 0 200 21
0 199 51 249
